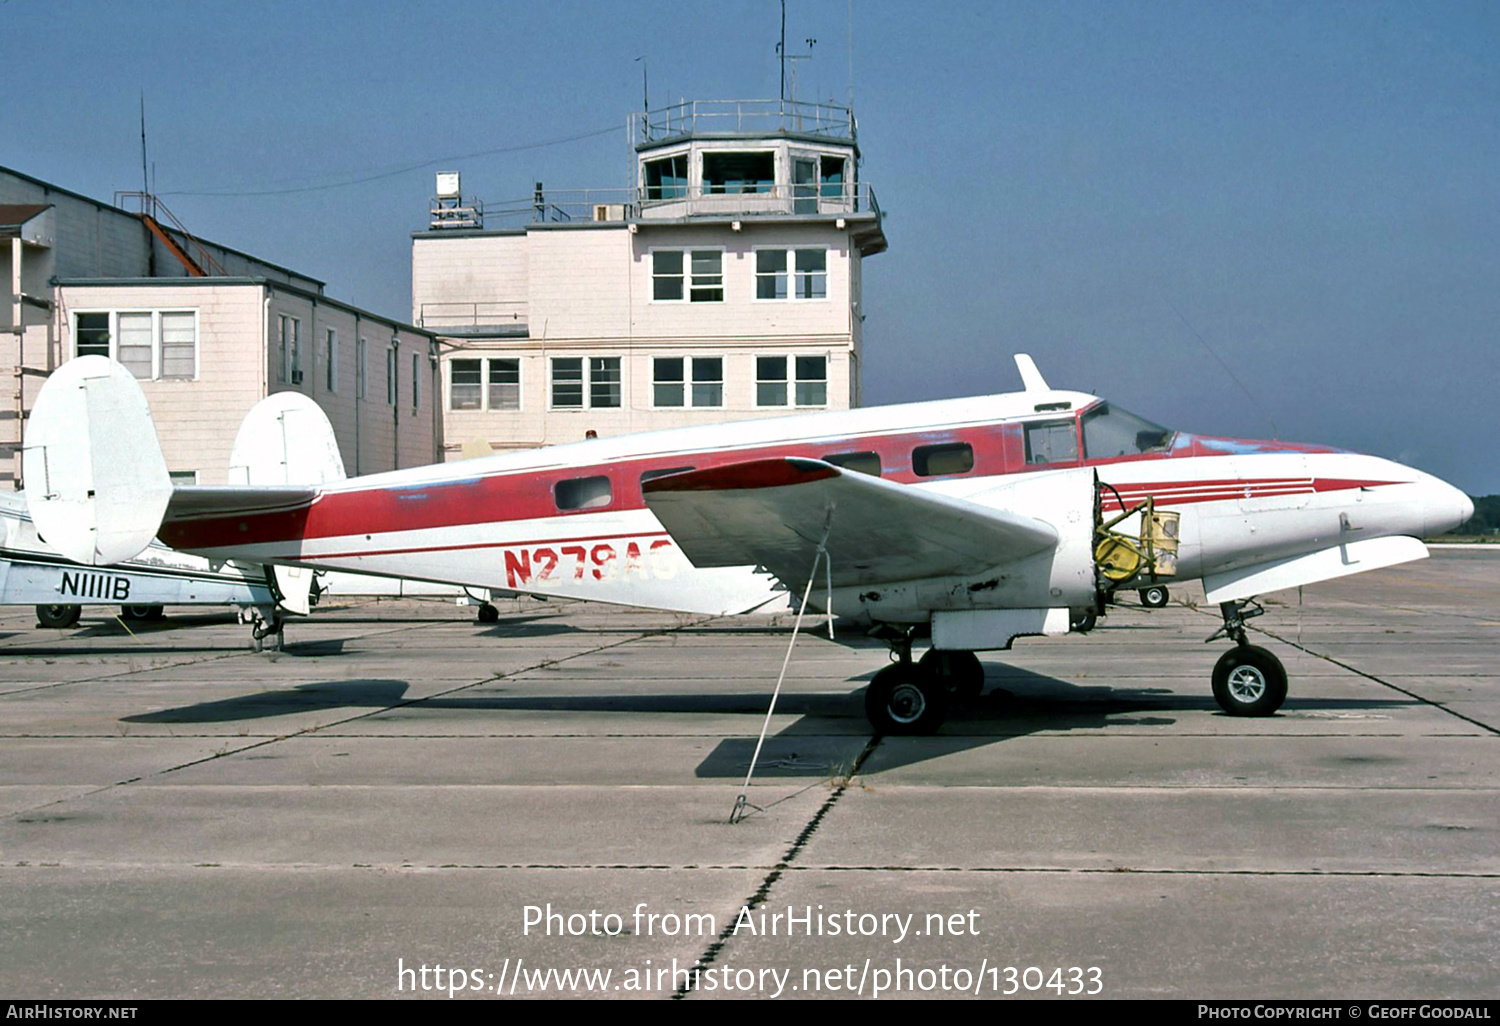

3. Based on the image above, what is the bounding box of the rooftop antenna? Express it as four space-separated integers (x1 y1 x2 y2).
139 92 149 198
778 0 787 103
848 0 855 111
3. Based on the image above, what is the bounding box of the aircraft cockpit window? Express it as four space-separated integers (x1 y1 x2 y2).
555 475 613 511
1080 403 1174 459
1024 421 1078 465
912 443 974 477
822 451 882 477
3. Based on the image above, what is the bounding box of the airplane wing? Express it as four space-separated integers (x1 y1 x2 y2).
642 457 1059 589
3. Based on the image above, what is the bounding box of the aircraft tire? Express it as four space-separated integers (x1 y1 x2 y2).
1070 609 1097 633
1140 585 1170 609
477 603 500 624
36 604 82 629
1212 645 1287 717
918 648 985 700
864 663 949 735
121 605 165 622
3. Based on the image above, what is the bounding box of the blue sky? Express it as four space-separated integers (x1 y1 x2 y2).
5 0 1496 492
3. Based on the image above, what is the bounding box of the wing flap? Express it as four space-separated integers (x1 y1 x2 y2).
643 457 1058 588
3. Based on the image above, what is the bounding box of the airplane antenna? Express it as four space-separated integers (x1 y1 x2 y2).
1167 300 1279 439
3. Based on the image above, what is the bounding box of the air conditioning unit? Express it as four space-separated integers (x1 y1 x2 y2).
593 204 625 222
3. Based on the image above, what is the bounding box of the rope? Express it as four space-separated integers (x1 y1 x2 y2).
730 524 831 824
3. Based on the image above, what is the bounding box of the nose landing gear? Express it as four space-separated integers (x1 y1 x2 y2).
1207 599 1287 716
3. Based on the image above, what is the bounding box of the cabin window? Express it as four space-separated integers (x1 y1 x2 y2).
823 451 882 477
702 151 774 194
640 466 695 486
1080 403 1173 458
1024 420 1079 465
555 475 613 511
913 442 974 477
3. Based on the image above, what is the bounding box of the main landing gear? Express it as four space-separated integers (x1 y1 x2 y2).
1207 599 1287 717
863 630 985 735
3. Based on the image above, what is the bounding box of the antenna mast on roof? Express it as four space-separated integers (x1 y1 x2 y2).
139 93 149 197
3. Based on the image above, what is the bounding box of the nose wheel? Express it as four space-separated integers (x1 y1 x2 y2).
1211 644 1287 716
1207 599 1287 716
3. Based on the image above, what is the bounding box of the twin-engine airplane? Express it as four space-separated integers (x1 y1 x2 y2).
23 355 1471 733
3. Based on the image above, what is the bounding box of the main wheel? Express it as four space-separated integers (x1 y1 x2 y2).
476 603 500 624
36 604 82 629
121 604 165 622
1070 609 1097 633
864 664 950 735
1140 585 1170 609
918 648 985 700
1211 645 1288 716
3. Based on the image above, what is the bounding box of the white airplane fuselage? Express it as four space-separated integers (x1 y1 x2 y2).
151 387 1472 623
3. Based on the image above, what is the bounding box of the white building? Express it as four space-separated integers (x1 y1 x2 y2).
412 100 888 456
2 167 438 488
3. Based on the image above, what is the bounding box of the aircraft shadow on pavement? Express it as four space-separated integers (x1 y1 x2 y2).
118 666 1419 780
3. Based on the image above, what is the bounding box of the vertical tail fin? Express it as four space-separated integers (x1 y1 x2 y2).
23 357 171 566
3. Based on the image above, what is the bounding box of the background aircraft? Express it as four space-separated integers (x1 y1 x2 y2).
23 356 1471 732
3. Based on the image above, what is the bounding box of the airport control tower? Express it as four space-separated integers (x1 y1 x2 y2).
412 99 888 455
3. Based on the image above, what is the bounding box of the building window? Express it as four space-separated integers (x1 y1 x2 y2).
412 352 421 408
357 338 368 399
276 315 301 384
117 311 153 379
75 313 110 359
324 328 338 392
552 358 584 408
489 358 520 410
652 358 683 407
451 359 483 410
644 154 688 200
820 156 847 199
653 357 722 408
756 355 827 407
589 356 621 408
652 249 723 303
72 310 197 380
756 249 826 300
702 151 774 194
386 347 397 405
549 356 620 409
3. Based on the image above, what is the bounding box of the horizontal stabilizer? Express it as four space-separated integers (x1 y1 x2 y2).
1203 535 1428 604
643 457 1058 589
23 356 172 566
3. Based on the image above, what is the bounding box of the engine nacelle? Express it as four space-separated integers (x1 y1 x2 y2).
830 466 1097 632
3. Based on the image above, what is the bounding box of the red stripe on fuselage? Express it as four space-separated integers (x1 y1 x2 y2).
154 420 1359 553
